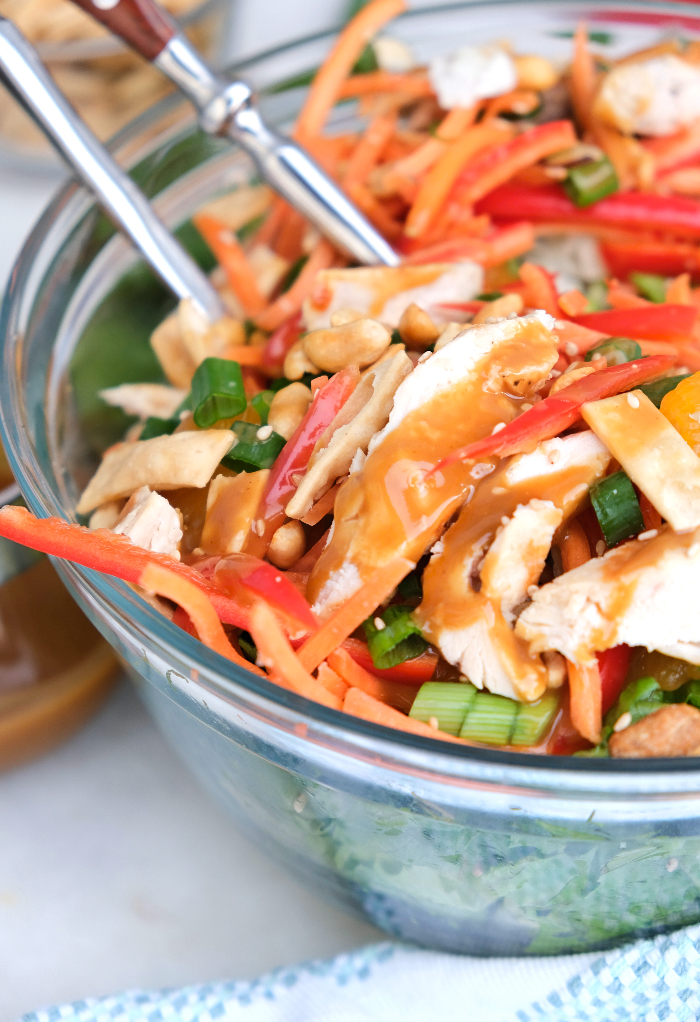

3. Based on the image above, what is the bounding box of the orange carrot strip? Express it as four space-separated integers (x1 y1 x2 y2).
559 519 591 573
343 686 463 742
404 122 513 238
570 22 596 133
558 290 588 317
639 492 663 531
273 208 306 261
346 181 403 239
327 647 419 713
607 280 652 309
301 483 339 526
294 0 407 144
139 563 264 675
317 661 349 699
336 70 432 100
253 198 287 248
667 272 693 305
249 600 342 709
567 660 602 745
519 262 560 317
290 528 330 572
193 214 266 315
436 105 480 141
343 111 397 187
483 88 540 120
297 557 414 673
639 340 700 370
552 319 607 355
255 238 336 332
220 345 265 367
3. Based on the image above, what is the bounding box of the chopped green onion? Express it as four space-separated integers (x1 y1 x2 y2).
630 272 667 304
221 420 286 472
140 416 179 441
390 328 403 345
363 605 429 670
397 572 423 600
353 41 379 74
590 470 645 547
499 96 544 121
280 255 308 293
510 692 560 746
585 337 641 366
460 691 518 744
251 389 274 426
585 280 609 311
639 374 692 408
564 155 618 207
191 358 246 429
269 370 322 393
476 291 505 302
237 631 258 664
409 681 477 736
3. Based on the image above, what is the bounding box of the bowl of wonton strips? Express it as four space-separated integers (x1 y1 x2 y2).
4 0 700 956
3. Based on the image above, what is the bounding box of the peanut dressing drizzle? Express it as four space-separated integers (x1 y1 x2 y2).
307 322 557 608
416 440 612 700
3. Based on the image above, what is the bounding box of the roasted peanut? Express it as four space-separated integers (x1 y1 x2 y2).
268 382 313 440
472 293 524 324
609 703 700 758
549 365 597 396
302 318 391 373
514 54 559 92
433 322 466 352
330 308 364 327
398 303 440 350
283 339 318 380
268 519 306 569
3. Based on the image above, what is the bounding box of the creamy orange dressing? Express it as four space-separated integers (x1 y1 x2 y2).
416 440 611 700
307 322 557 608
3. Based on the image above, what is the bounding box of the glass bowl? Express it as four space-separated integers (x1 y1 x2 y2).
4 0 700 956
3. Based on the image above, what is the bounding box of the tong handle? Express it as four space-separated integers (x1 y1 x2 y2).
69 0 175 61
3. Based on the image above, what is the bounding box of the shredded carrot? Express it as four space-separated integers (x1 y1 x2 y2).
639 340 700 370
301 483 339 526
253 197 287 249
404 121 513 238
221 345 265 367
483 88 540 120
343 111 397 187
346 181 403 239
297 557 414 673
639 492 663 531
139 563 264 675
657 167 700 196
255 238 335 332
570 22 596 133
294 0 407 144
519 262 560 317
559 519 591 573
558 289 588 317
249 600 342 709
552 318 607 355
567 660 603 745
193 214 266 315
290 528 331 572
317 661 349 699
336 70 432 100
342 686 463 742
607 280 652 309
667 272 693 305
327 647 419 713
436 105 480 141
273 208 306 261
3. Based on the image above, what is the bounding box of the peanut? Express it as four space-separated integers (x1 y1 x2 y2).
268 382 313 440
398 303 440 350
330 308 364 327
302 318 391 373
514 54 559 92
283 338 318 380
549 364 596 396
473 293 524 324
434 322 467 352
268 519 306 569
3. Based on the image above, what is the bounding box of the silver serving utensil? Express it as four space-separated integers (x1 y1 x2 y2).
0 17 226 321
68 0 400 268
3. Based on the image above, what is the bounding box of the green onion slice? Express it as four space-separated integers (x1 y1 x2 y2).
251 390 275 426
585 337 641 366
639 374 692 409
191 358 246 429
409 681 477 736
630 272 667 304
584 280 609 311
564 155 619 208
590 470 645 547
363 605 429 670
140 416 179 441
221 420 286 472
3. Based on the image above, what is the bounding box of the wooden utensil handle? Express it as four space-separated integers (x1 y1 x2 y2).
69 0 176 61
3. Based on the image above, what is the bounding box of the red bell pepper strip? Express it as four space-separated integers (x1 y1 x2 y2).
476 183 700 241
246 365 360 556
597 645 633 717
601 239 700 282
570 304 697 343
261 312 303 377
429 354 675 475
341 637 438 684
214 552 317 633
0 505 252 629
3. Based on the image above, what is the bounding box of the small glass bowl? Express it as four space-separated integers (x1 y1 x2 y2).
3 0 700 955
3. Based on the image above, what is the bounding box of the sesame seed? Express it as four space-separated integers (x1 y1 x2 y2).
521 402 533 412
554 320 569 330
256 424 273 440
550 369 562 378
638 529 658 541
491 486 506 495
548 448 561 465
613 711 632 733
501 515 510 527
428 716 439 730
470 462 495 480
564 341 578 357
596 540 606 556
492 421 506 434
291 473 305 486
253 518 265 537
627 392 640 409
373 617 386 631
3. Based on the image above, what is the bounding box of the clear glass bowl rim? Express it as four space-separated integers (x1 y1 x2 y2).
4 0 700 791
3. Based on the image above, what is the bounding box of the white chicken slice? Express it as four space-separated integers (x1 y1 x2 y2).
594 55 700 137
99 383 187 421
516 525 700 665
113 486 182 558
429 43 517 110
307 313 559 616
302 262 483 331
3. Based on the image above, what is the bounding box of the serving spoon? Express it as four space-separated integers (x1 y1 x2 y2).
68 0 400 269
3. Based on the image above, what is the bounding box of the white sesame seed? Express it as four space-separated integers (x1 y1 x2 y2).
667 858 679 873
501 515 510 527
256 424 273 440
627 392 640 409
548 448 562 465
373 617 386 631
521 402 533 412
492 421 506 434
179 409 190 421
428 716 439 730
613 711 632 733
564 341 578 357
253 518 265 537
550 369 562 379
470 462 495 480
491 486 506 495
638 529 658 541
291 472 305 486
554 320 569 330
596 540 606 556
